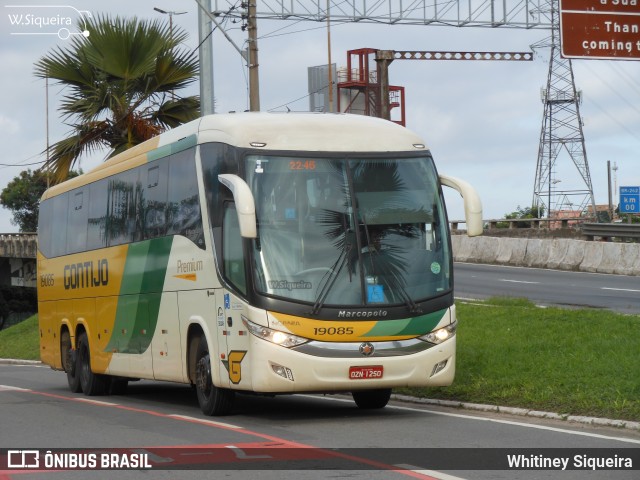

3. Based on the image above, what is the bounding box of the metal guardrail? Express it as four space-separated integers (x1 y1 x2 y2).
449 217 586 231
449 220 640 241
581 223 640 240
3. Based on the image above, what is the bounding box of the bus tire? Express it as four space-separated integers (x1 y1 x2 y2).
352 388 392 409
61 330 81 393
77 332 109 396
195 335 234 416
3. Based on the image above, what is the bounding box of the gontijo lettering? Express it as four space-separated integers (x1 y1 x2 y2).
63 259 108 290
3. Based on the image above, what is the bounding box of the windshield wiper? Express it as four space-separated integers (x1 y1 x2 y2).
310 242 352 316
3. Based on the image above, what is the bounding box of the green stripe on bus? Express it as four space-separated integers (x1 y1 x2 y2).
106 236 174 354
362 309 446 338
395 309 447 336
147 134 197 163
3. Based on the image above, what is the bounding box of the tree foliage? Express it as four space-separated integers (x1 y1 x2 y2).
499 205 544 228
34 14 200 182
0 169 78 232
0 286 37 330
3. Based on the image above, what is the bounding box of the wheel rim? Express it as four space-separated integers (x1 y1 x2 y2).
61 333 74 375
79 343 90 385
196 353 212 398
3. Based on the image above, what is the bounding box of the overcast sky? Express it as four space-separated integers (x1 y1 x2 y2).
1 0 639 232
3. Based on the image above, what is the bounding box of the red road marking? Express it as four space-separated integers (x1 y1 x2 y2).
1 387 438 479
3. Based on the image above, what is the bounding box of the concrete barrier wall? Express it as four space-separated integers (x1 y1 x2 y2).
451 236 639 276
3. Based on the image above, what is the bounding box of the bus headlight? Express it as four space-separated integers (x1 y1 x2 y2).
242 317 309 348
418 321 457 345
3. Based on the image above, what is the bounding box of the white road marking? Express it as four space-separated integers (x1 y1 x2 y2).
0 384 31 392
300 395 640 445
602 287 640 293
74 398 118 406
168 414 242 429
395 465 467 480
499 279 540 285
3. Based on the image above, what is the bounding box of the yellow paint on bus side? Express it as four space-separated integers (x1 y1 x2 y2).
37 245 129 373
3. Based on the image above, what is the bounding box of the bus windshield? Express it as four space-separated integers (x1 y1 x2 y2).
246 155 451 309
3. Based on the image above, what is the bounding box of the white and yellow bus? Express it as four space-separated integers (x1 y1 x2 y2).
38 113 482 415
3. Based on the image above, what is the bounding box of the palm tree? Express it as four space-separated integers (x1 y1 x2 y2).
34 14 200 182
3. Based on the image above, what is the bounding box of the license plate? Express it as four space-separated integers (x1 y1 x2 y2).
349 365 384 380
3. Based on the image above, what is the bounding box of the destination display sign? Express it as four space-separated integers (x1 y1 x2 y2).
560 0 640 60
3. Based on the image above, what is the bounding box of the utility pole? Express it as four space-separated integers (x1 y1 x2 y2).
45 77 50 188
326 0 333 112
247 1 260 111
607 160 613 222
375 50 394 121
197 0 215 115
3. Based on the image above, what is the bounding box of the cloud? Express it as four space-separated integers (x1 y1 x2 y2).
0 114 20 135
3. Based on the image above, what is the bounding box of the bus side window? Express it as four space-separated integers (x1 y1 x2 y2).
223 203 246 295
141 161 169 241
50 193 69 257
106 169 139 246
87 179 108 251
37 199 53 258
167 148 204 247
67 190 88 254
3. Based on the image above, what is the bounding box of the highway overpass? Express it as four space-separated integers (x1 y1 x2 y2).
0 233 36 289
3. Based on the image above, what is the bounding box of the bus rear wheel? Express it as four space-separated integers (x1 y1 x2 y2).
61 330 81 393
352 388 392 409
77 332 109 396
194 335 234 416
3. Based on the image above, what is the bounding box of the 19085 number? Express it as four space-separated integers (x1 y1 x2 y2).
313 327 354 336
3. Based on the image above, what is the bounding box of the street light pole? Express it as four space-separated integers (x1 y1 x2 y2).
153 7 187 36
154 7 187 101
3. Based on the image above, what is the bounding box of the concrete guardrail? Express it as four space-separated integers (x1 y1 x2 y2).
451 236 640 276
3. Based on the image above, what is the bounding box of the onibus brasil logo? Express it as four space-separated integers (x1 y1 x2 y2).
5 5 91 40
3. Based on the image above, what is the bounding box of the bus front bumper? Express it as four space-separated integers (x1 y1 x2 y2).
240 335 456 393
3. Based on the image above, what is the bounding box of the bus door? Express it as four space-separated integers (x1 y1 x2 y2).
216 204 253 390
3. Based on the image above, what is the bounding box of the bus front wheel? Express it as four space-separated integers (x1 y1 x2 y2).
195 335 234 416
77 332 109 396
352 388 392 409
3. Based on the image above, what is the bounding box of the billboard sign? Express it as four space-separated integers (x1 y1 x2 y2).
560 0 640 60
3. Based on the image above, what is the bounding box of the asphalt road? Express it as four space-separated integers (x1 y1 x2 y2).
454 263 640 314
1 364 638 479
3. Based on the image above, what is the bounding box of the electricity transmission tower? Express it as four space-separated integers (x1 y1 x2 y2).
531 1 596 219
213 1 596 218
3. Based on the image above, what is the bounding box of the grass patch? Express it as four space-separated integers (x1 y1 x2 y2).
399 297 640 421
0 314 40 361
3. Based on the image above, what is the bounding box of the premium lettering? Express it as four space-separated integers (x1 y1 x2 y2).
177 258 203 273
